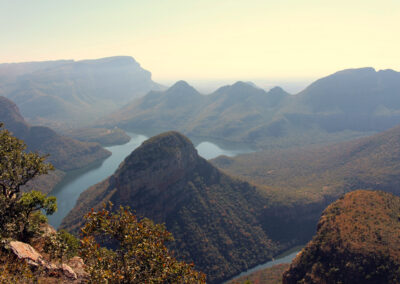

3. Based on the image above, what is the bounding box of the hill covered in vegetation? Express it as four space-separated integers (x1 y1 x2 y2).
0 96 110 171
63 127 130 146
61 131 281 283
283 190 400 284
0 126 204 283
103 67 400 149
213 122 400 204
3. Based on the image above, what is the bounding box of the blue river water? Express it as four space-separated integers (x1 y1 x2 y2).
47 132 252 228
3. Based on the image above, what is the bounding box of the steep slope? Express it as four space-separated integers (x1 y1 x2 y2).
283 190 400 284
61 131 278 283
0 56 161 128
106 81 206 131
0 96 110 171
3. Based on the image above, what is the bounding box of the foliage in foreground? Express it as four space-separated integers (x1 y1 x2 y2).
0 122 205 283
0 122 55 241
80 203 206 283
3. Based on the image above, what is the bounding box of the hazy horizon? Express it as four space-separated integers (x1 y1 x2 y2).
1 0 399 82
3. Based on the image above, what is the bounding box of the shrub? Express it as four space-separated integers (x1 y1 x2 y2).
80 203 206 283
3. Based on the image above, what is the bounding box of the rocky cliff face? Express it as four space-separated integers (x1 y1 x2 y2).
0 56 162 128
282 190 400 284
61 131 278 283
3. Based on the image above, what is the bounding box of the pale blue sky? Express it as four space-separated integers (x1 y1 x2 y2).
1 0 399 81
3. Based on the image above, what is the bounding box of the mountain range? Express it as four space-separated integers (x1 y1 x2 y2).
0 56 162 128
103 67 400 149
3 57 400 282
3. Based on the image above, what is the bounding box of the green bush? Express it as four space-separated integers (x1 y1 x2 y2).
80 203 206 283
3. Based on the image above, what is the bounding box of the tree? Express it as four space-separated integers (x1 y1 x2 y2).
0 122 55 240
80 203 206 283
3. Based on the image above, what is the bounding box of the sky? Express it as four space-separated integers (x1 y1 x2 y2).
1 0 399 85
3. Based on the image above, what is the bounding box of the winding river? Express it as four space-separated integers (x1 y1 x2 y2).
46 132 301 281
47 132 253 228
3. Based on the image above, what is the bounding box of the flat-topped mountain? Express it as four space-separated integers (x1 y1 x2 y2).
61 131 281 283
283 190 400 284
0 96 110 171
0 56 162 128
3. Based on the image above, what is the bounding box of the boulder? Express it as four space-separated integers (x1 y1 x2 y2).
8 240 80 280
9 240 45 266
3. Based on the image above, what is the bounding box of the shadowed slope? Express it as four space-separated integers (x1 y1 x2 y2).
61 131 278 283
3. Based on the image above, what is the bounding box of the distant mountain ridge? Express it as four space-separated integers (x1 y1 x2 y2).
0 56 162 128
103 80 291 145
103 67 400 149
0 96 110 171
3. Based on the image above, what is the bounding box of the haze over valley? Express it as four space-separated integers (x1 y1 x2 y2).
1 1 400 283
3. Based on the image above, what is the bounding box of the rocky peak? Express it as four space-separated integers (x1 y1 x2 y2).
61 132 274 283
121 131 198 171
111 132 201 216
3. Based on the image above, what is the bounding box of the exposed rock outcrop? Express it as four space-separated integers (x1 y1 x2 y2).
8 240 80 280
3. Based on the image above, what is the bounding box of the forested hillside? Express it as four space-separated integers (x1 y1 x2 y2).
102 68 400 149
283 190 400 284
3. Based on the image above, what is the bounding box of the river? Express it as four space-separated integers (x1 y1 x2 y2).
47 132 253 228
224 246 303 283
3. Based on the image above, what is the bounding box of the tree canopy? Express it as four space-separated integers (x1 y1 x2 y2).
80 203 206 283
0 122 55 240
0 122 205 282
